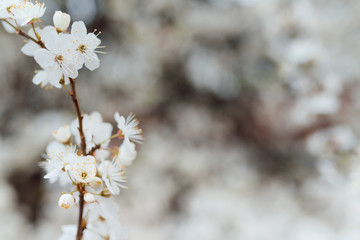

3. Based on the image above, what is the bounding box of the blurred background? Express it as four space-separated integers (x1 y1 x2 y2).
1 0 360 239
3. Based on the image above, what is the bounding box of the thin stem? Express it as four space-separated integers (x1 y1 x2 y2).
68 78 87 155
88 132 122 155
31 23 41 41
104 132 121 144
1 19 45 48
61 81 73 96
64 73 85 239
63 78 87 240
88 144 101 156
66 170 76 185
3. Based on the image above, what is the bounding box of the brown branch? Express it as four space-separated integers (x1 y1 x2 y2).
88 144 101 156
66 78 87 240
1 19 45 48
76 184 86 240
68 78 86 155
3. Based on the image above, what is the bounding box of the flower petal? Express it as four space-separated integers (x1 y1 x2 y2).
71 21 87 40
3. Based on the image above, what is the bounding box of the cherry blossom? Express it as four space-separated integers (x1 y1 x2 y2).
69 21 103 71
117 137 137 166
10 1 46 26
71 111 112 155
21 26 57 56
34 30 80 83
99 159 127 195
41 141 77 185
114 112 144 144
0 0 20 19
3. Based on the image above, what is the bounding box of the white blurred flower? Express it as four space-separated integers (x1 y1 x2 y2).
32 69 71 88
53 125 72 143
58 225 77 240
117 137 137 166
53 11 70 32
306 126 357 156
86 198 129 239
114 112 143 144
41 141 77 185
58 225 100 240
71 111 113 154
70 21 102 71
99 159 127 195
10 1 46 26
84 193 96 203
58 194 75 209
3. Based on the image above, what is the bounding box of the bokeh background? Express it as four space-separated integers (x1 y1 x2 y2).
1 0 360 239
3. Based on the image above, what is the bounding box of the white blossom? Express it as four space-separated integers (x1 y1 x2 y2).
32 70 51 88
10 1 46 26
114 112 144 144
99 159 127 195
34 30 80 84
58 224 111 240
53 11 70 32
41 141 77 185
21 25 57 56
58 225 77 240
58 194 75 209
70 21 102 70
69 155 101 184
52 125 72 143
86 198 129 240
117 137 137 166
71 111 112 155
32 69 70 88
0 0 20 19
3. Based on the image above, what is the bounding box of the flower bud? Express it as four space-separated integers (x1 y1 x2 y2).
58 194 75 209
53 11 71 32
52 125 71 143
84 193 96 203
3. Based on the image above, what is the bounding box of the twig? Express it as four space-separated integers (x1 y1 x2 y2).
1 19 45 48
76 184 86 240
68 78 87 155
88 144 101 156
65 78 87 240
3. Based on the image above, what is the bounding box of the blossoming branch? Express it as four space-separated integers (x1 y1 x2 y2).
0 1 143 240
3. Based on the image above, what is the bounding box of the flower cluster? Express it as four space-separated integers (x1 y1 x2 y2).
1 1 143 240
1 1 103 88
43 111 142 193
44 111 142 239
